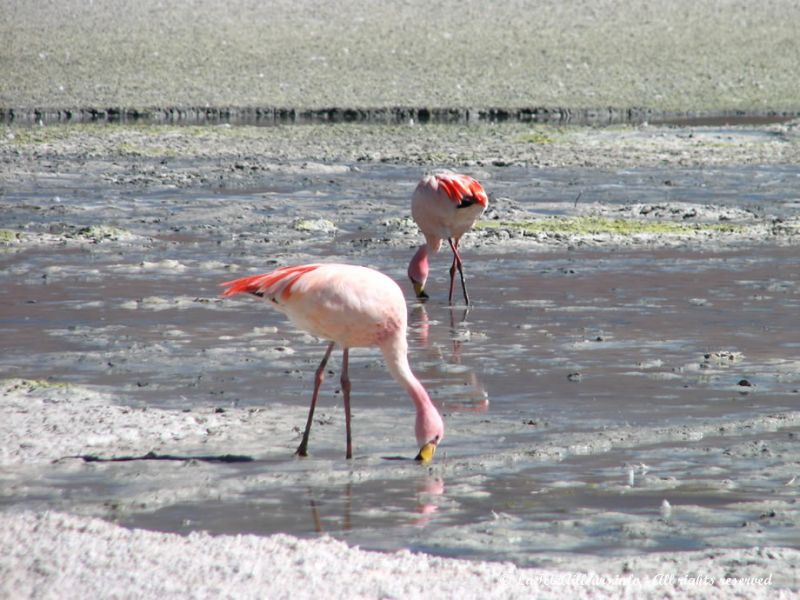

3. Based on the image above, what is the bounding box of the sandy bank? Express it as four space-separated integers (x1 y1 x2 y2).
1 511 794 600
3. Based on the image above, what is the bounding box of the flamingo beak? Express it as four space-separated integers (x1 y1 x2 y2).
414 439 438 463
412 281 429 299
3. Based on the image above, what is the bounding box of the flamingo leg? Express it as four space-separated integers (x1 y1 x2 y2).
341 348 353 459
295 341 335 457
449 306 470 361
448 253 457 304
448 238 470 305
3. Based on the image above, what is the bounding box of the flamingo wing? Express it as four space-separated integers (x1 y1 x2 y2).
220 264 321 301
221 263 407 348
430 172 488 209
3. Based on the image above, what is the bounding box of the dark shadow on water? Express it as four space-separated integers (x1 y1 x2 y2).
63 451 255 464
3 105 797 127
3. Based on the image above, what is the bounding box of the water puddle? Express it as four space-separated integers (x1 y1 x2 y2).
2 159 799 564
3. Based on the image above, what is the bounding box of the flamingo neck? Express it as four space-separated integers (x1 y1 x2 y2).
407 244 429 288
381 340 444 447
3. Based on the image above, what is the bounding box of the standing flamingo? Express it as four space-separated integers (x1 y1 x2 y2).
220 263 444 461
407 170 489 304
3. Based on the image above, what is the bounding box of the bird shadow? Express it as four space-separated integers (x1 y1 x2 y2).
57 451 255 464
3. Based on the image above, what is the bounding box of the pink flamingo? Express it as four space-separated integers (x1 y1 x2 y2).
220 263 444 461
407 171 489 304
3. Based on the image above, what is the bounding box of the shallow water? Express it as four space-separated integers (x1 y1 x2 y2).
2 159 799 565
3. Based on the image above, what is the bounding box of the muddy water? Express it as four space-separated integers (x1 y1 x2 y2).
2 161 799 565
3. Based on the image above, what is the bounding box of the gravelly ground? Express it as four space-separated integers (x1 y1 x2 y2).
3 0 800 115
3 118 800 179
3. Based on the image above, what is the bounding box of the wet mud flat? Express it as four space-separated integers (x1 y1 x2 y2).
1 122 800 595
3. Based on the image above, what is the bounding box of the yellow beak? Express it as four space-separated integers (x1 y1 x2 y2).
413 281 428 299
414 441 437 463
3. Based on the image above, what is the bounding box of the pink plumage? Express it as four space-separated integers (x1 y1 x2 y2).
221 263 444 460
408 171 488 304
220 264 320 301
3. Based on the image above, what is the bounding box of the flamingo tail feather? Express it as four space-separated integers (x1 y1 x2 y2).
220 264 321 299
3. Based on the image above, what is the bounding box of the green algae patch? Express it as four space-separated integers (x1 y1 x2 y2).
515 129 558 145
112 141 178 158
0 229 23 243
2 378 74 393
293 218 336 232
74 225 137 242
477 216 745 236
3 124 83 146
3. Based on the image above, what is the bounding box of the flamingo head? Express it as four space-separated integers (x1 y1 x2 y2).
411 279 428 299
408 244 430 299
414 436 441 462
414 407 444 462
